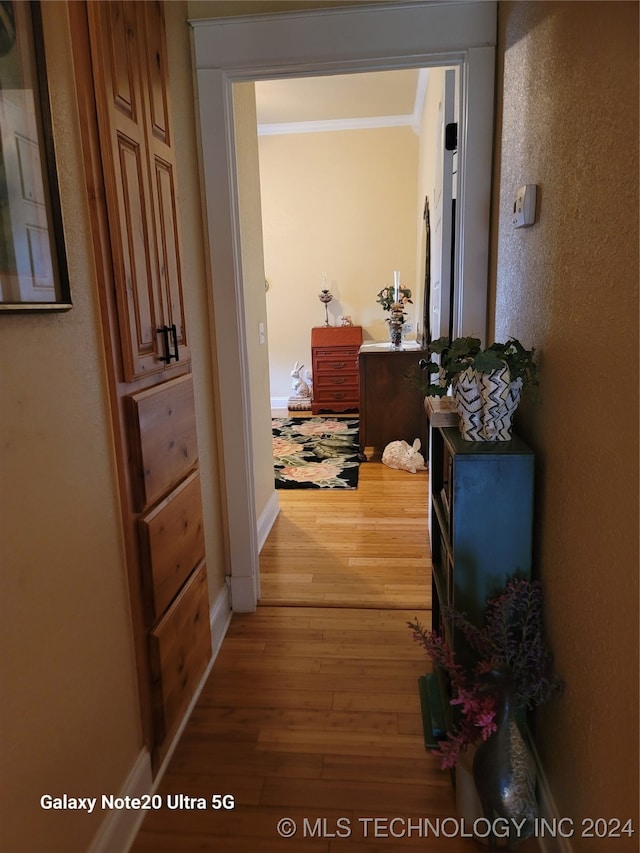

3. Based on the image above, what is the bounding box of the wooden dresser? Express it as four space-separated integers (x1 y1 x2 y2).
311 326 363 414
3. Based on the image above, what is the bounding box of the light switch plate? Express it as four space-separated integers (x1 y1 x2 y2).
512 184 537 228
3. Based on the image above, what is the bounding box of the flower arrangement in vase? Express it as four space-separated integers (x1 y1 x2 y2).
376 284 413 313
376 272 412 350
408 577 563 769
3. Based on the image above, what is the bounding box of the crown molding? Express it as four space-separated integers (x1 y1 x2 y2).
258 113 415 136
257 68 430 137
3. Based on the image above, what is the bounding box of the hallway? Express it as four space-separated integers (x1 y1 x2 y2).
260 459 431 609
130 461 474 850
130 604 481 852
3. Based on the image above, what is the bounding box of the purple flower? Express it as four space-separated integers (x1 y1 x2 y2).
407 581 564 770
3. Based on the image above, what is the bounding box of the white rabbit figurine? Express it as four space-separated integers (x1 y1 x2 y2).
290 361 311 398
382 438 426 474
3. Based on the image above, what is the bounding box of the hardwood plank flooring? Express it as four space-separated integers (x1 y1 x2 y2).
259 457 431 609
130 607 483 853
132 453 538 851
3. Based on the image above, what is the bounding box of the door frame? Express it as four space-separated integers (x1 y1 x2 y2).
190 1 497 612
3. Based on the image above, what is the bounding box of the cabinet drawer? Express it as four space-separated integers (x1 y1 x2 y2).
139 470 205 620
313 373 359 390
127 374 199 510
313 389 359 405
314 367 358 383
313 346 360 366
311 326 362 348
149 561 211 741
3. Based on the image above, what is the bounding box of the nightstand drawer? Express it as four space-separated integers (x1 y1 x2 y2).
314 388 359 406
313 373 359 392
313 346 360 368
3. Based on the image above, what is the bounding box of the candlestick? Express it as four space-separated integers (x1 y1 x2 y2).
318 287 333 326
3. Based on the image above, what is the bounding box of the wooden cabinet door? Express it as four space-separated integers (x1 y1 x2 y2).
87 1 188 381
358 348 428 457
140 2 189 363
76 1 207 772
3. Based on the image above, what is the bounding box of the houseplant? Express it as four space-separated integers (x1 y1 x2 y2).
421 336 538 441
409 578 563 846
408 577 563 769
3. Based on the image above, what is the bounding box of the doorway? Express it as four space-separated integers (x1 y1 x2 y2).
190 1 497 613
256 68 429 406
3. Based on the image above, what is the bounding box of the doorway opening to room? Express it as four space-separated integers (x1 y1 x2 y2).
191 2 496 612
255 68 449 410
254 67 453 611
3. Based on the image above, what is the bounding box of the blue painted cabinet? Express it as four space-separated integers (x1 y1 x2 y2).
429 427 534 666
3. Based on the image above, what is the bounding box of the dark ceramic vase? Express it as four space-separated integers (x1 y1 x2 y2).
472 668 537 851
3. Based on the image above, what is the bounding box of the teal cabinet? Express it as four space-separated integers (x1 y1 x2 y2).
429 427 534 666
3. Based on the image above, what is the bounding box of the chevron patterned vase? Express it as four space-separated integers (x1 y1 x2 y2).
481 367 523 441
452 367 484 441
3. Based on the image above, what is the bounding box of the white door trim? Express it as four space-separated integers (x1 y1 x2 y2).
191 1 496 612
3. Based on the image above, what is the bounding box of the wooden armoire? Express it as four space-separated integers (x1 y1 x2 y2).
70 1 212 771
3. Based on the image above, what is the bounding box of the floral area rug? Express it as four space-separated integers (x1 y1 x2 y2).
272 417 360 489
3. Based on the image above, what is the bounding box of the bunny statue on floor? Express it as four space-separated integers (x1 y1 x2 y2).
382 438 426 474
290 361 311 398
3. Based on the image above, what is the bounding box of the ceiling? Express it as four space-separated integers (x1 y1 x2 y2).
254 68 428 134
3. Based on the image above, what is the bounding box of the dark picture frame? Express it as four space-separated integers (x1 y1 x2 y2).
0 0 71 312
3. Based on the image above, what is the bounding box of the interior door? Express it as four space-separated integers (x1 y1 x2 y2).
72 0 211 773
430 69 456 343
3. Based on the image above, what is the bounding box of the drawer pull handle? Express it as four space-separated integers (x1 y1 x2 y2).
157 324 180 363
169 324 179 362
332 377 346 385
331 361 345 369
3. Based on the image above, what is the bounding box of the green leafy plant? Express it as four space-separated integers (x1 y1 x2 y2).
409 578 563 768
376 284 413 313
419 336 538 398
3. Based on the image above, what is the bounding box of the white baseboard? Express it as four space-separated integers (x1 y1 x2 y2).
257 489 280 552
529 738 574 853
209 580 233 658
91 584 233 853
270 396 289 410
88 749 152 853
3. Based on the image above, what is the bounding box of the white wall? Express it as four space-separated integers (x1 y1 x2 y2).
414 66 454 337
233 83 276 519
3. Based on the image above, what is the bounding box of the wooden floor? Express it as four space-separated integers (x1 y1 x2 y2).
130 607 485 852
130 455 489 852
260 455 431 609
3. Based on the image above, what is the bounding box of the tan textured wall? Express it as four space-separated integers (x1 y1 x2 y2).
259 127 419 397
0 3 227 850
0 4 141 850
492 1 639 839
